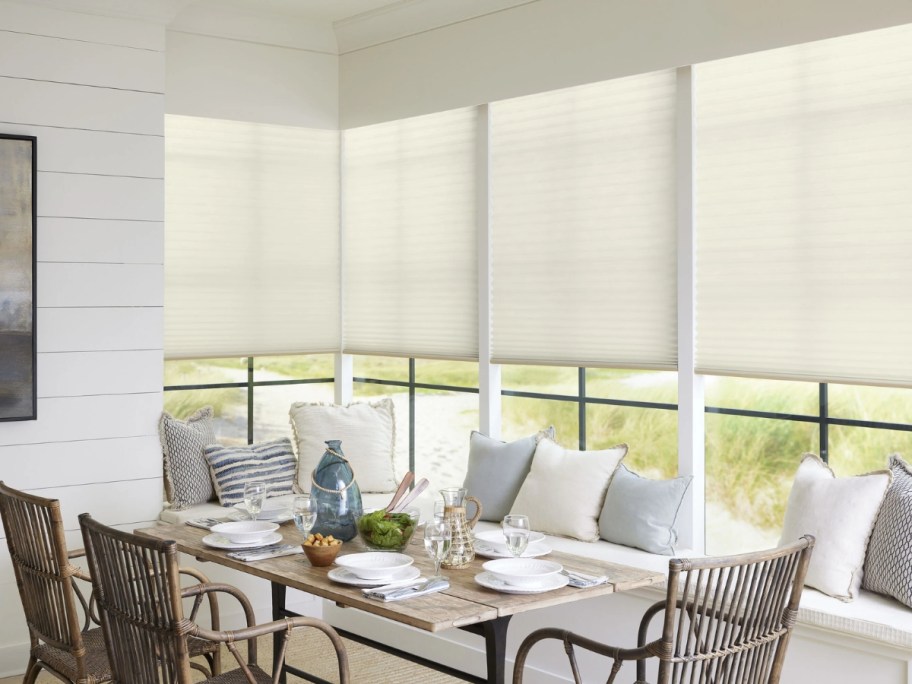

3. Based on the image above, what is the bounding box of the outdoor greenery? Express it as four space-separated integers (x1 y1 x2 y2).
164 354 912 551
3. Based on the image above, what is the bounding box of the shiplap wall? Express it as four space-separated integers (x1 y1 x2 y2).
0 1 165 674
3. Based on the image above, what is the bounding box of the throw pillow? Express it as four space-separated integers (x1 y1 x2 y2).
510 438 627 542
862 454 912 607
462 427 555 522
779 453 891 601
204 438 297 507
598 465 692 555
159 407 217 511
290 399 397 493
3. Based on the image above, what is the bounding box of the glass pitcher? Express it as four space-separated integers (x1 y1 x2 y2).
440 487 483 568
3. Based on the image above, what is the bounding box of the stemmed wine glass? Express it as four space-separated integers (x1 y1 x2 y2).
293 495 317 539
502 514 531 558
243 480 267 521
424 519 452 578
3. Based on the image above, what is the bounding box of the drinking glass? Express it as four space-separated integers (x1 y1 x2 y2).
433 498 446 522
243 480 267 521
502 514 531 558
293 495 317 539
424 519 452 578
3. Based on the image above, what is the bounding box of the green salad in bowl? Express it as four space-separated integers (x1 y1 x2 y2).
357 508 419 551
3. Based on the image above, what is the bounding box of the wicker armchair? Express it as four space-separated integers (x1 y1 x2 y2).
78 513 350 684
0 481 221 683
513 536 815 684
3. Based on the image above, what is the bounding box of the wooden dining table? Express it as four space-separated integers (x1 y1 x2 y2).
136 522 665 684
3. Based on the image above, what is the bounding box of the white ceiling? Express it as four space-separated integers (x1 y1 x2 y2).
201 0 407 24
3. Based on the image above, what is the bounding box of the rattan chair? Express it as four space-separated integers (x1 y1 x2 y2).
513 535 815 684
0 481 221 683
78 513 350 684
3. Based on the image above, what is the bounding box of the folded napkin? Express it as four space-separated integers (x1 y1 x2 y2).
227 544 302 562
364 577 449 602
186 517 235 531
564 570 609 588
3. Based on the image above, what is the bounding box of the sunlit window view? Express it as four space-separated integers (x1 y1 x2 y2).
163 355 334 446
353 356 479 492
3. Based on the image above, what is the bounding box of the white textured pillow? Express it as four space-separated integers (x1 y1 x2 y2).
510 438 627 542
780 453 891 601
290 399 397 493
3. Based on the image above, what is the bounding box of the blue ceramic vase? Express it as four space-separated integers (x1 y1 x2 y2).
310 439 362 541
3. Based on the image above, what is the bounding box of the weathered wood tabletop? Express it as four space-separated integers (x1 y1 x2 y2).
136 521 665 634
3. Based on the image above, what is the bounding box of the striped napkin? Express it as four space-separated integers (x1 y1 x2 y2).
564 570 609 588
227 544 302 562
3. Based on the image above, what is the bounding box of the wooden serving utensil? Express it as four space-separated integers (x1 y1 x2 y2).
391 477 429 513
385 472 414 512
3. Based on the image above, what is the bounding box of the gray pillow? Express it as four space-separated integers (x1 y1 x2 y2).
462 428 554 522
598 465 692 555
159 406 217 511
863 454 912 607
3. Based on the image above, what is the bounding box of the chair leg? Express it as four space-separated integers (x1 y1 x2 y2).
22 656 41 684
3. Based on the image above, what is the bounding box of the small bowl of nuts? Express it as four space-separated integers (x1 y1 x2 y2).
302 533 342 567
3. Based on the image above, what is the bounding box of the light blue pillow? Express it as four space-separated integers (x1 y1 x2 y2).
205 437 297 507
598 465 692 555
462 428 554 522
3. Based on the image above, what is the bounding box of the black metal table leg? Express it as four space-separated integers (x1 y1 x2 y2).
461 615 513 684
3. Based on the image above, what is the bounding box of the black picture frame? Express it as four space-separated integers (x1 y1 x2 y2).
0 133 37 422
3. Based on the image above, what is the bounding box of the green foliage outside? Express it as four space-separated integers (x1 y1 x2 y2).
164 355 912 547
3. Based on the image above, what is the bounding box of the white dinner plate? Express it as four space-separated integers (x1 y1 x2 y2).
202 532 283 550
328 565 421 587
474 541 552 559
474 571 569 594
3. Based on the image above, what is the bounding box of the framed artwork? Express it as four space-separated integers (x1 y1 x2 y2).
0 134 37 421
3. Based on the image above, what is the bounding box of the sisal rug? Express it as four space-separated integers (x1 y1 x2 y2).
4 632 466 684
196 630 466 684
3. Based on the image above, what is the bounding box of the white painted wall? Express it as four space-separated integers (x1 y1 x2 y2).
339 0 912 127
0 0 166 675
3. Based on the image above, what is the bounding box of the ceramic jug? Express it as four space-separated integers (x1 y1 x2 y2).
440 487 483 568
310 439 363 541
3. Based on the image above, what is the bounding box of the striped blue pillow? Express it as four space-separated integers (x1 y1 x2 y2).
204 438 297 507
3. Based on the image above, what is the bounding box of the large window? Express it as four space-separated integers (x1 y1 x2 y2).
164 22 912 556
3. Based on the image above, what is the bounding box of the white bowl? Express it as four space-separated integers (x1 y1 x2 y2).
482 559 563 588
210 521 279 544
334 552 414 580
474 529 546 552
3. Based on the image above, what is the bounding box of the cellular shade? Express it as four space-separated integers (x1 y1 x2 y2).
342 108 478 360
165 115 339 359
490 71 678 368
696 24 912 386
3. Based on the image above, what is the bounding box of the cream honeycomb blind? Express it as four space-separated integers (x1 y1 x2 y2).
165 115 340 359
342 108 478 360
695 24 912 386
489 71 678 368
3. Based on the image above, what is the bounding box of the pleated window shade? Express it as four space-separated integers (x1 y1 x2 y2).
490 72 678 368
695 24 912 386
165 115 340 359
342 108 478 360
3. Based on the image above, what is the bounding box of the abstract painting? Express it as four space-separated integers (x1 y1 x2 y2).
0 134 36 421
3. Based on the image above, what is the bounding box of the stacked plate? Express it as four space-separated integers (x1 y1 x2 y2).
232 498 292 523
329 552 420 587
473 530 551 559
203 521 282 550
475 558 568 594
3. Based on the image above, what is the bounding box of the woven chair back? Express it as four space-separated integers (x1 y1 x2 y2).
655 535 814 684
79 513 194 684
0 482 86 657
